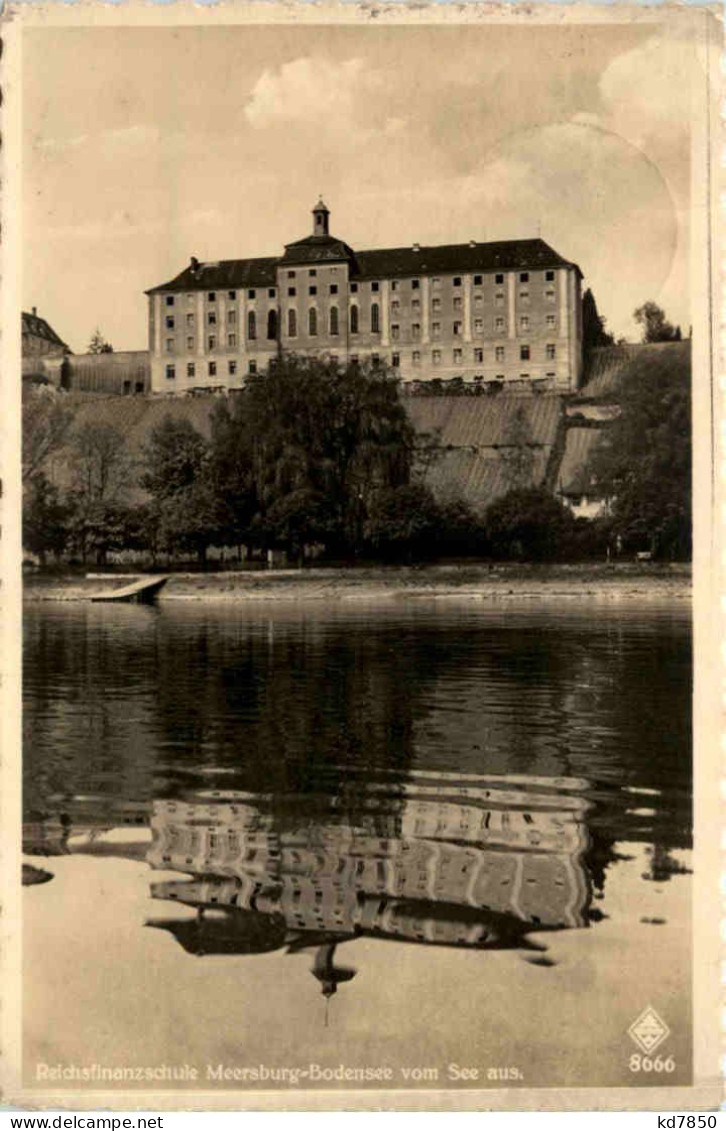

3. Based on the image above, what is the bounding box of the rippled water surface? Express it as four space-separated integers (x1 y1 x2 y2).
23 598 692 1091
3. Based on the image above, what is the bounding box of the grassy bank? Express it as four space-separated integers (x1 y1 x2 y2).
23 561 691 603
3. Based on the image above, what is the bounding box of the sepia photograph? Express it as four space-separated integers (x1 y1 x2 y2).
2 2 721 1112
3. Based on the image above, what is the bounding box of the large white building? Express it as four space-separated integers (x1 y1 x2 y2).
146 201 584 396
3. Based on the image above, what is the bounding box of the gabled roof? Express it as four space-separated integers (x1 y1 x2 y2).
21 310 69 353
146 256 278 296
146 238 580 295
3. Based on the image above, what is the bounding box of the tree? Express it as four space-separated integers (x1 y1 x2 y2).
587 345 690 558
87 328 114 354
23 473 69 565
582 288 615 372
65 421 133 564
210 355 415 556
142 415 221 565
634 302 681 344
365 484 442 560
22 385 74 483
485 487 575 561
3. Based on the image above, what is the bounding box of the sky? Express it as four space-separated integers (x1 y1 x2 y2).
23 19 703 354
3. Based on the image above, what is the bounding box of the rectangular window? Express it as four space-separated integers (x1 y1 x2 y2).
412 278 420 290
391 300 400 313
520 315 530 330
546 314 556 328
495 346 505 362
474 293 483 307
474 348 484 363
165 316 175 329
309 269 317 277
268 288 276 299
520 344 530 360
412 351 421 366
228 333 237 348
432 297 441 311
166 338 174 352
209 361 217 376
228 309 237 324
412 298 421 312
228 290 236 301
350 282 358 293
392 352 400 367
208 335 216 351
412 323 421 339
453 348 463 363
546 288 556 301
495 273 504 285
249 360 257 374
287 270 296 279
432 277 441 288
371 281 380 292
186 336 194 350
208 311 217 325
229 360 237 376
519 272 529 283
519 290 530 302
546 371 556 378
330 284 338 295
208 292 216 302
350 354 359 366
453 277 462 287
391 324 400 340
495 292 505 307
187 362 195 378
186 313 194 327
495 317 505 331
546 343 556 359
453 296 463 311
474 318 483 333
309 286 317 296
432 321 441 338
432 349 441 364
248 289 256 300
371 353 380 365
166 295 175 306
165 364 175 380
391 280 399 292
474 275 483 286
520 372 530 380
288 287 296 297
453 321 462 336
545 270 555 282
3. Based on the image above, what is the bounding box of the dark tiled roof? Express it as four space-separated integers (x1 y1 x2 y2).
146 257 279 295
147 238 579 295
555 427 604 496
21 310 69 352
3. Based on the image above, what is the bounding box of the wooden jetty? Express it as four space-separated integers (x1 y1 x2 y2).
90 575 170 604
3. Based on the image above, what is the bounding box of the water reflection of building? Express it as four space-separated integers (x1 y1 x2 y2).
146 777 591 982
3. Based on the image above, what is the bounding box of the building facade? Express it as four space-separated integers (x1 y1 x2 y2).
146 201 583 396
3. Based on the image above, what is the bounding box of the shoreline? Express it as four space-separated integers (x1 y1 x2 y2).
22 562 692 604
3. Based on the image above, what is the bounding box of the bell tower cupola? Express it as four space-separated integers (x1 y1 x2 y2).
312 198 330 237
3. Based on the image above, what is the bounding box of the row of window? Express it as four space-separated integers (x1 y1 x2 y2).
165 306 561 350
164 342 557 379
163 270 560 307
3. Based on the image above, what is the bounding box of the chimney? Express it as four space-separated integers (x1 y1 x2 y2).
190 256 199 272
32 306 37 317
412 242 420 252
469 240 477 248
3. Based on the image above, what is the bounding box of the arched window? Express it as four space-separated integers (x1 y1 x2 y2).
371 302 380 333
309 307 317 336
287 309 297 338
267 309 278 340
247 311 256 340
350 305 359 334
330 306 339 336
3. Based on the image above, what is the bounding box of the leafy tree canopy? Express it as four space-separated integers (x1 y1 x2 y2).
634 302 682 344
87 328 114 354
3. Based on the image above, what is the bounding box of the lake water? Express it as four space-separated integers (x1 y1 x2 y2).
22 597 692 1092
